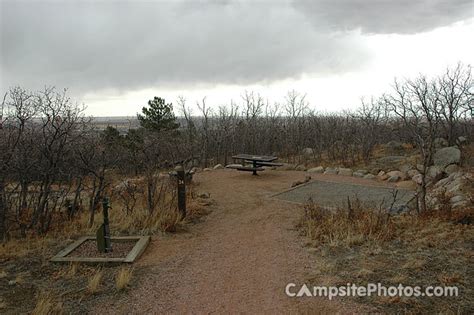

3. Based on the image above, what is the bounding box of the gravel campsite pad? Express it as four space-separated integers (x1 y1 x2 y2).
275 179 415 208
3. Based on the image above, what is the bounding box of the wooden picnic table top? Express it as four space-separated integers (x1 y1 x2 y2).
232 154 278 162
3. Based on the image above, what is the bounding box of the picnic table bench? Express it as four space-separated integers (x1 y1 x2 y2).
228 154 283 175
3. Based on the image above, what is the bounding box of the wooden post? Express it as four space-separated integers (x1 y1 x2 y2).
175 165 186 219
97 197 112 253
102 197 112 252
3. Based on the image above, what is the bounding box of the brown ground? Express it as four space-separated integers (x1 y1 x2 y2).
68 240 136 259
94 170 399 314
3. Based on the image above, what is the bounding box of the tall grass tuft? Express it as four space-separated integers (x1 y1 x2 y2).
115 267 133 290
32 292 63 315
87 269 103 294
299 198 395 247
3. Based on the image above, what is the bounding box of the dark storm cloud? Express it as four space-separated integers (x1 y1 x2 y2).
1 0 370 93
0 0 471 94
293 0 473 34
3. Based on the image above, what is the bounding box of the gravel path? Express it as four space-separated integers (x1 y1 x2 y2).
94 170 377 314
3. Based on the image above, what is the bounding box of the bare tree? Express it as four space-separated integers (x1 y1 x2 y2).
437 63 473 145
216 103 238 165
283 90 308 163
197 97 212 167
0 88 38 239
241 91 264 154
30 87 85 232
178 96 198 165
384 76 441 212
355 97 387 162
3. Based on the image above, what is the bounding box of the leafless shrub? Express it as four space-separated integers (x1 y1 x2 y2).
1 64 471 241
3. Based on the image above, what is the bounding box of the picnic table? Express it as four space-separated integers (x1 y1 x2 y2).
228 154 283 175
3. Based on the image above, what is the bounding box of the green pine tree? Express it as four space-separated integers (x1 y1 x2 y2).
137 97 179 131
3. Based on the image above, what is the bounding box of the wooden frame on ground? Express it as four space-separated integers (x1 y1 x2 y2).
50 236 150 264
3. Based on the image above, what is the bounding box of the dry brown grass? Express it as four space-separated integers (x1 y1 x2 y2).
0 175 213 313
115 267 133 290
87 269 103 294
300 201 474 313
0 297 6 311
32 292 63 315
66 263 78 278
0 237 51 259
299 199 395 247
110 204 181 234
0 177 210 261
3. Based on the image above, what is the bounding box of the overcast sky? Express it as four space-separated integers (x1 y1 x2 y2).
1 0 473 116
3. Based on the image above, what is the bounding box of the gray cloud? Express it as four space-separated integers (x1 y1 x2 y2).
0 1 370 94
0 0 470 96
293 0 472 34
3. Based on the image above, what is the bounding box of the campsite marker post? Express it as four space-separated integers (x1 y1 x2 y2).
176 165 186 219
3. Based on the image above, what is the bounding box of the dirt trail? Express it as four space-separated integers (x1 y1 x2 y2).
97 170 372 314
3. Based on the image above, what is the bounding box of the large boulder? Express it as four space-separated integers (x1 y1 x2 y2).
377 170 388 181
456 136 468 146
434 177 451 188
353 169 368 178
324 167 338 175
386 170 407 181
433 146 461 168
446 177 466 194
295 165 307 171
447 183 464 195
364 174 376 180
225 164 243 168
338 168 353 176
412 174 423 185
191 167 201 173
399 164 413 173
444 164 460 174
426 166 444 182
370 167 382 175
450 195 465 204
213 164 224 170
452 200 469 209
307 166 324 173
407 169 420 178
